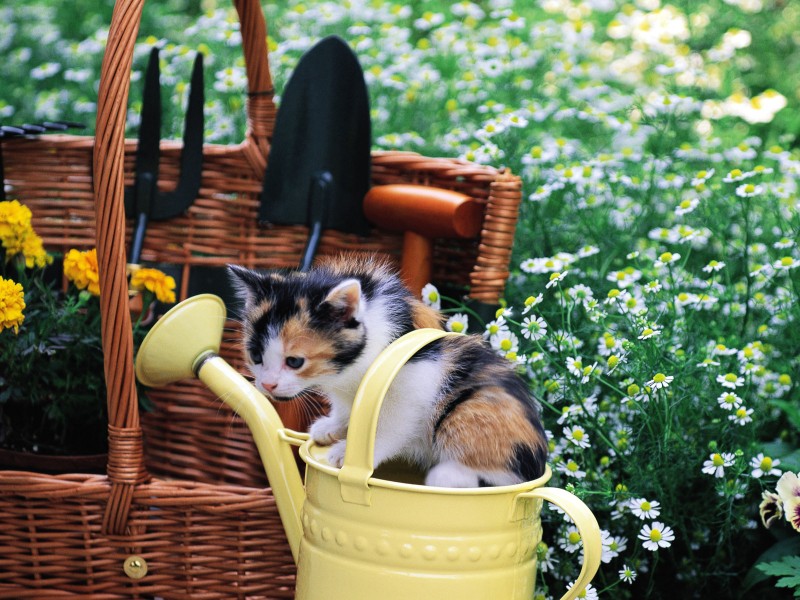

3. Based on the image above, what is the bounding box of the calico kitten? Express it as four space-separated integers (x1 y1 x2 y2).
229 254 548 487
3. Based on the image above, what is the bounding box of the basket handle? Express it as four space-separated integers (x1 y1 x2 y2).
92 0 276 535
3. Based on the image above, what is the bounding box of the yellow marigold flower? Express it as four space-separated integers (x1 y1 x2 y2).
0 276 26 334
64 248 101 296
20 231 53 268
0 200 33 247
130 268 176 304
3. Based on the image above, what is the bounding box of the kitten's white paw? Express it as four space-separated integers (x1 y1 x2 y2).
309 416 345 446
326 440 347 468
425 461 480 488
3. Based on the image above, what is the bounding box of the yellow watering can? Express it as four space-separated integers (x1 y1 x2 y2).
135 295 602 600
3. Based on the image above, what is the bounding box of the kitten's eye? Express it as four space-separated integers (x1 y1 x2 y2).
285 356 305 369
252 357 263 365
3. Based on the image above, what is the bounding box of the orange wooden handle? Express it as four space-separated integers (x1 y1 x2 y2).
364 184 483 239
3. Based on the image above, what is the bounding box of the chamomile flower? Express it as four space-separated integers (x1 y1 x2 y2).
703 260 726 273
735 183 764 197
566 581 598 600
645 372 673 390
566 356 585 377
559 525 583 553
638 522 675 551
521 315 548 341
638 326 661 340
421 283 441 310
690 168 714 186
491 330 519 356
722 168 749 182
604 534 628 561
546 270 569 288
445 313 469 333
717 391 743 410
774 256 799 271
751 454 781 478
558 457 586 479
654 251 681 267
729 406 754 426
522 293 544 314
564 425 591 449
630 497 661 520
484 316 509 339
717 372 745 389
675 197 700 216
619 565 637 584
702 452 736 478
643 279 662 294
697 358 721 368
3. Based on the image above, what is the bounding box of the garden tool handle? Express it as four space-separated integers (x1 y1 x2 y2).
363 185 483 296
338 329 459 505
513 487 602 600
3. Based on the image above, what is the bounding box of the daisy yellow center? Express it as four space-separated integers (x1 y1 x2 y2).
712 453 724 467
488 324 499 335
568 532 581 545
605 336 616 348
779 374 792 385
697 170 708 178
744 184 755 194
729 169 742 178
607 289 621 298
680 200 692 209
627 384 640 396
653 373 666 384
642 328 654 336
428 291 439 302
549 271 562 281
572 429 584 441
649 529 662 543
608 355 620 368
724 373 738 383
582 366 594 377
573 359 583 369
641 501 651 511
780 257 795 267
760 457 773 470
736 408 748 418
450 321 464 333
566 460 579 472
723 394 736 405
500 338 513 351
659 252 673 262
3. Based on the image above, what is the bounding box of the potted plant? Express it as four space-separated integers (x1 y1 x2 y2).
0 199 175 472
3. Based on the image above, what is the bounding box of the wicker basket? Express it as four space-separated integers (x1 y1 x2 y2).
0 0 522 597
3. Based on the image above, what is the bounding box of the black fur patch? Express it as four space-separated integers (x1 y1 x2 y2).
509 442 547 481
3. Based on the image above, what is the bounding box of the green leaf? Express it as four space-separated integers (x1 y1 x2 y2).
757 555 800 597
743 537 800 593
771 400 800 431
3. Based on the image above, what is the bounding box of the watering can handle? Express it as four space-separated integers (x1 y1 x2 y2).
514 487 602 600
338 328 458 505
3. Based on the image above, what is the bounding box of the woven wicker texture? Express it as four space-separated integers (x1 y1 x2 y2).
0 0 522 596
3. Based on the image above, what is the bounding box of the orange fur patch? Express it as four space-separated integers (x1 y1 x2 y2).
280 315 337 379
435 388 542 471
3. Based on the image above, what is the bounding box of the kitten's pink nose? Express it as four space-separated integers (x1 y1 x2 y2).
261 381 278 394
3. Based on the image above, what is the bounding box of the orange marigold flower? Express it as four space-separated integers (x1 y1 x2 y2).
0 276 26 334
130 268 176 304
64 248 101 296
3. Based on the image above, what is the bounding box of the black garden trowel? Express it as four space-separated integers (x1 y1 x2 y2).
124 46 204 265
259 35 372 271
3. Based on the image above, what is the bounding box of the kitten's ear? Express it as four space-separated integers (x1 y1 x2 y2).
321 279 362 324
228 264 270 307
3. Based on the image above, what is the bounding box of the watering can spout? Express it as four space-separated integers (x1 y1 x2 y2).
134 294 306 562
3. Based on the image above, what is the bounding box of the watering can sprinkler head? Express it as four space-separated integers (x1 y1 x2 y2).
135 294 226 388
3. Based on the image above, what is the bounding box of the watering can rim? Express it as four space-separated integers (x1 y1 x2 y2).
299 439 554 497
